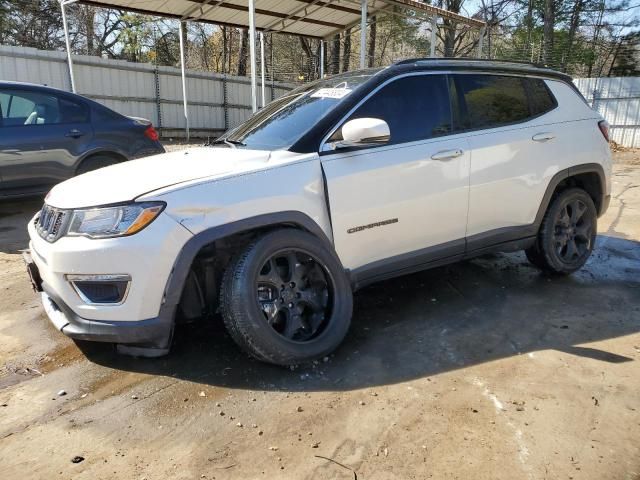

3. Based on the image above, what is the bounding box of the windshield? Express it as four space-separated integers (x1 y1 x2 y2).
222 70 382 151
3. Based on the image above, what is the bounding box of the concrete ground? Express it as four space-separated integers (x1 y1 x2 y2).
0 153 639 480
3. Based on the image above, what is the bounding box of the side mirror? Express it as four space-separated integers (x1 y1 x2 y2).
336 117 390 148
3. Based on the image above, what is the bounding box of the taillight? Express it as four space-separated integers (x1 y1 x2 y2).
598 120 610 142
144 125 159 142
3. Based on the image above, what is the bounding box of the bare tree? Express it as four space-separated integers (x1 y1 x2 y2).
542 0 555 65
342 28 351 72
237 28 248 76
368 16 377 67
330 34 340 74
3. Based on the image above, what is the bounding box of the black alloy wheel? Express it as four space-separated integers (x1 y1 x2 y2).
526 188 597 274
220 229 353 365
256 249 332 342
552 197 594 263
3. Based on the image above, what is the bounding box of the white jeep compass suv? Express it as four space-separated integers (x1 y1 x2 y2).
25 59 612 365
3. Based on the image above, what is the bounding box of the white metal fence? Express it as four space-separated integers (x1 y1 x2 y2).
574 77 640 148
0 45 293 138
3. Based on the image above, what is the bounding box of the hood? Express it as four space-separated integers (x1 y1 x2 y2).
46 147 276 209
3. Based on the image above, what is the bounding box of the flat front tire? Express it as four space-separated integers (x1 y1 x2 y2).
219 229 353 366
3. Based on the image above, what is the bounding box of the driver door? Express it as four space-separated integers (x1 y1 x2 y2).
320 74 471 281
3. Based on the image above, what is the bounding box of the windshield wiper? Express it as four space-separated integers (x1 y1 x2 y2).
208 137 246 148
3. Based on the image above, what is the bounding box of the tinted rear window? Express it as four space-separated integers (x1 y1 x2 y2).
59 97 89 123
93 105 125 122
455 74 529 129
526 78 556 116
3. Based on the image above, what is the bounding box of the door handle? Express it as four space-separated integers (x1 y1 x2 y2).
65 129 85 138
431 149 464 161
532 132 555 142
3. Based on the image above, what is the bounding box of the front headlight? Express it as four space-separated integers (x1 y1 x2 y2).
67 202 165 239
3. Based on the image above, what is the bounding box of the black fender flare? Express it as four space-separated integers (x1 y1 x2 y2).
534 162 607 225
157 211 337 326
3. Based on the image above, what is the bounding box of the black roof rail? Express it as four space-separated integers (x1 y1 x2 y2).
389 57 572 82
394 57 551 69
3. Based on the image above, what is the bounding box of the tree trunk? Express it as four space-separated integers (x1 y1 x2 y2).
299 37 314 80
238 28 248 76
330 34 340 74
607 39 623 76
443 20 456 57
525 0 533 45
561 0 584 72
587 2 605 77
83 6 95 56
542 0 555 66
222 26 227 74
368 16 376 67
229 29 234 73
342 29 351 72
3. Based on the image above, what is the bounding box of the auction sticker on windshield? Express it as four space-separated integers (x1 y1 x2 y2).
311 88 352 99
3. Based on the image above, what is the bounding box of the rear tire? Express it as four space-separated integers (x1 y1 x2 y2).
526 188 597 275
76 154 122 175
219 229 352 366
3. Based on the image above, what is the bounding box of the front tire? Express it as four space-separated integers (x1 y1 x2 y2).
526 188 597 274
219 229 353 366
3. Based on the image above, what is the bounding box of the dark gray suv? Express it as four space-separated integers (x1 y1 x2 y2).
0 82 164 198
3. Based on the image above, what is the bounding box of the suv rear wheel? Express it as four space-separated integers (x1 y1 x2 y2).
526 188 597 274
219 229 353 365
76 154 122 175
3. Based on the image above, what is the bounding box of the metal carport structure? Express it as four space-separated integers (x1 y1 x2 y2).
59 0 485 138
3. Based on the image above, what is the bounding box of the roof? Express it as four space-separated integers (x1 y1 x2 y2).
0 80 73 93
80 0 485 39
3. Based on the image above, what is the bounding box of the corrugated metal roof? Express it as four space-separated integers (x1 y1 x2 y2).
80 0 485 39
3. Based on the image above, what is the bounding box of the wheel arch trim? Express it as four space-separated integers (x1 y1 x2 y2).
534 163 607 224
159 211 337 320
74 149 128 174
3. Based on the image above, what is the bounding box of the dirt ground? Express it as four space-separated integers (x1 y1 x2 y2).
0 151 639 480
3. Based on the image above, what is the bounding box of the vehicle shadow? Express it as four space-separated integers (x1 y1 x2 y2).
0 198 43 254
79 234 640 392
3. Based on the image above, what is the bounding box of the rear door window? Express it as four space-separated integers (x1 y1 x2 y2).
0 89 88 127
331 74 452 145
454 74 530 130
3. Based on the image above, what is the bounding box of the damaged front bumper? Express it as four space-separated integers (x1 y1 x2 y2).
23 251 173 357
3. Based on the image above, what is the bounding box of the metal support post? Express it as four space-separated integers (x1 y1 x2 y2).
360 0 367 69
320 39 325 78
179 20 190 140
248 0 258 113
260 31 266 108
60 0 77 93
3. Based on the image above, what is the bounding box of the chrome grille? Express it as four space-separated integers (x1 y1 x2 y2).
35 204 68 242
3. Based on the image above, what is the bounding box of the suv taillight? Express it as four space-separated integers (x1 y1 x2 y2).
144 125 159 142
598 120 610 142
